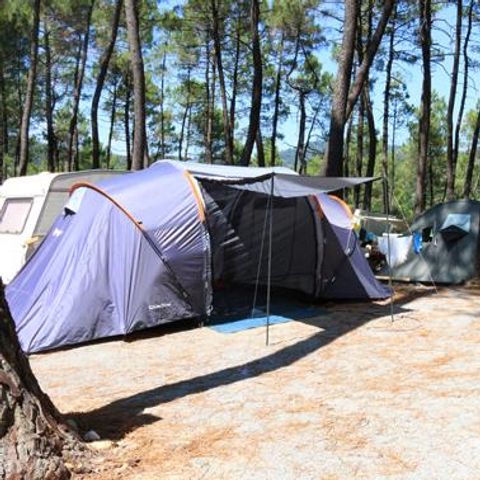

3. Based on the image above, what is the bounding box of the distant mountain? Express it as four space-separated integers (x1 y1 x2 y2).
278 140 325 169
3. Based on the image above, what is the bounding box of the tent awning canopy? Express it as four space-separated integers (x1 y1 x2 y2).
198 172 379 198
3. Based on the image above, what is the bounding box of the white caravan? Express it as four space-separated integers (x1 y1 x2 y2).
0 170 124 283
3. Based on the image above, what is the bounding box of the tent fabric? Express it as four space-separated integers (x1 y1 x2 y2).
200 173 378 198
7 160 390 353
388 200 480 284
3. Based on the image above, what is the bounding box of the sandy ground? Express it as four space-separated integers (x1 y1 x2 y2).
30 285 480 479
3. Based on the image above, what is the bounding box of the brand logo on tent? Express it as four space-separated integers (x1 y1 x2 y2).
148 303 172 311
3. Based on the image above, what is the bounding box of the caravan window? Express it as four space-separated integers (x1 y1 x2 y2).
0 198 33 234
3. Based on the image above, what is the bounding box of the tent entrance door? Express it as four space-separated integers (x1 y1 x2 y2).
200 182 320 315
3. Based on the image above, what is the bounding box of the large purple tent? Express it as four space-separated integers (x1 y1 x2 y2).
6 161 390 353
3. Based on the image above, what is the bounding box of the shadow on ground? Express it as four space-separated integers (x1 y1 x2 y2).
71 286 436 440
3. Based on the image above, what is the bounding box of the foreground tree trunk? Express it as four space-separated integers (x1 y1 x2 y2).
0 283 83 479
125 0 148 170
18 0 41 176
91 0 122 169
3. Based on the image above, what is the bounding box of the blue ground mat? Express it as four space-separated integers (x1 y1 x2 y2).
208 303 329 334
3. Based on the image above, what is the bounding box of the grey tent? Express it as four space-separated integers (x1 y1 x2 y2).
389 199 480 284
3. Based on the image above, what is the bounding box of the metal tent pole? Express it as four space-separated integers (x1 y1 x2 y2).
384 175 395 323
266 172 274 346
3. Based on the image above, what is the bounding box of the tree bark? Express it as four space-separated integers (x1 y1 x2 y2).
211 0 233 164
204 37 213 164
324 0 358 177
0 282 84 479
445 0 462 200
382 5 396 213
362 89 377 211
294 91 306 173
0 57 4 182
44 19 57 173
457 1 473 196
67 0 94 172
91 0 122 169
415 0 431 215
0 55 7 161
18 0 41 176
354 100 364 208
178 67 192 161
463 108 480 198
344 0 394 120
270 33 285 167
124 75 132 170
229 11 242 155
106 79 118 169
256 125 265 167
125 0 147 170
239 0 263 166
159 45 167 160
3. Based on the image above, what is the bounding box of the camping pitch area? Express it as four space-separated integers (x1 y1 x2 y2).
29 284 480 479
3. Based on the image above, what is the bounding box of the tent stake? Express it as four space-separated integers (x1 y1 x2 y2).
266 173 274 346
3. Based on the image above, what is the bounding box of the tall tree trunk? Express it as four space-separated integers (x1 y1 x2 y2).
106 79 118 169
211 0 233 164
204 38 213 164
382 5 396 213
18 0 41 176
304 101 321 174
73 125 80 171
0 56 7 160
125 0 147 170
445 0 462 200
344 0 395 120
185 104 193 160
0 57 4 182
456 0 473 193
416 0 431 214
391 101 398 194
91 0 122 169
270 33 285 167
344 112 355 198
44 20 56 173
354 100 364 207
294 91 306 173
256 125 265 167
0 282 84 478
159 45 167 160
354 9 365 206
67 0 94 172
324 0 358 177
124 75 132 170
239 0 262 166
463 108 480 198
362 89 377 211
178 67 191 161
229 12 242 155
14 55 23 174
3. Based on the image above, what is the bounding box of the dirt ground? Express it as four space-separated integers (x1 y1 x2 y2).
30 284 480 479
